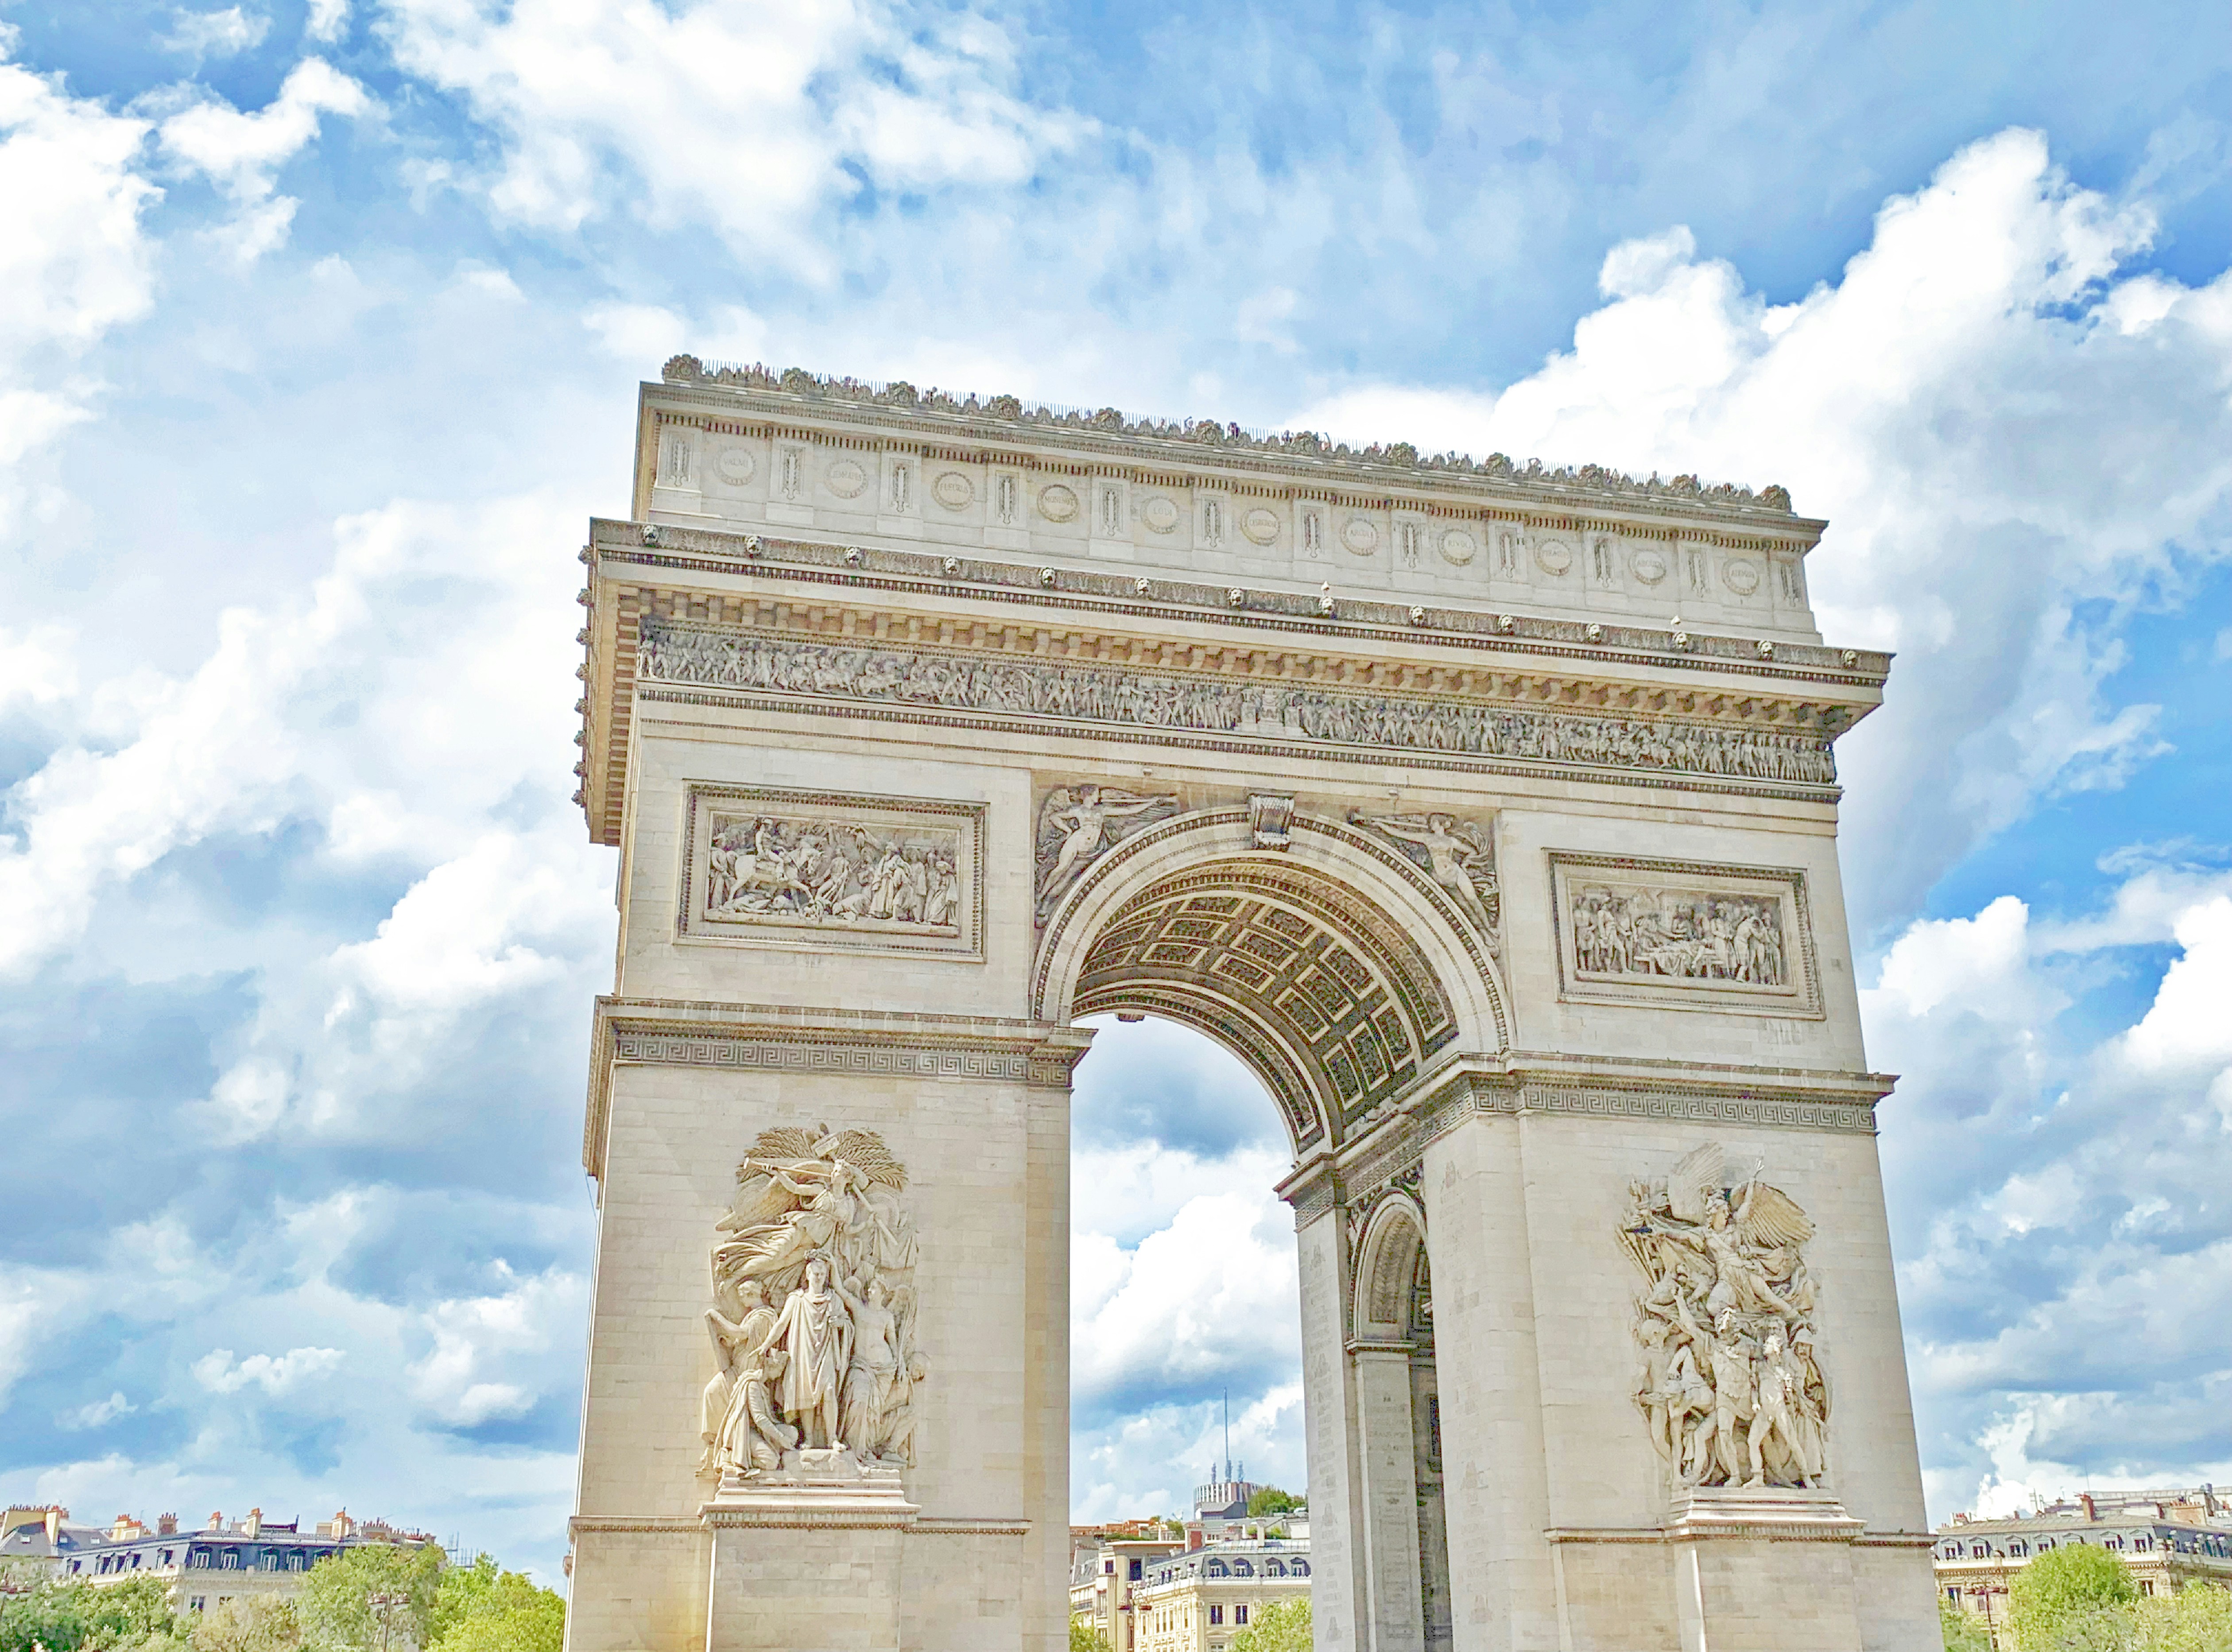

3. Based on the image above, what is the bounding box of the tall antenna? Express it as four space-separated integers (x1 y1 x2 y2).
1223 1389 1232 1482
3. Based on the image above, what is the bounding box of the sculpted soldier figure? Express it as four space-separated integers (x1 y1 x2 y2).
1621 1142 1831 1492
710 1278 796 1476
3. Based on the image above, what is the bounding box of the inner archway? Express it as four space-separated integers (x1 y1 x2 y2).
1043 810 1497 1652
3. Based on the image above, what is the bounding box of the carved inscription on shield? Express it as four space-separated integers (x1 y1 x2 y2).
679 785 984 958
1550 853 1819 1016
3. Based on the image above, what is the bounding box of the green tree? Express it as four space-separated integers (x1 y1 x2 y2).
2009 1546 2139 1652
1232 1596 1310 1652
1068 1621 1112 1652
189 1595 302 1652
296 1545 445 1652
423 1557 564 1652
0 1574 186 1652
1246 1488 1301 1517
1941 1596 1994 1652
2131 1581 2232 1652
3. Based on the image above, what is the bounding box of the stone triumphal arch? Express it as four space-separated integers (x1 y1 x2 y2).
562 361 1940 1652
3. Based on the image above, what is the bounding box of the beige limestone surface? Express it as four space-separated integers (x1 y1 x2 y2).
562 373 1937 1652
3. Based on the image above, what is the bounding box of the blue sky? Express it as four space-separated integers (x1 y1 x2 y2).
2 0 2227 1586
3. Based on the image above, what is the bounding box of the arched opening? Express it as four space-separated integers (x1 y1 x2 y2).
1048 808 1498 1651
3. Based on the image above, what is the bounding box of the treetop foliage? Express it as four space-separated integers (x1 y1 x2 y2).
0 1543 567 1652
1232 1595 1311 1652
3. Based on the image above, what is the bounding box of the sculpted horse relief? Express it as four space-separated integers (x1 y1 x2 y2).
699 1126 926 1482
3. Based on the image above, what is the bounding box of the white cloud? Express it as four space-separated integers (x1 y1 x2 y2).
158 58 373 260
1288 129 2232 931
64 1391 136 1428
380 0 1082 278
305 0 349 43
410 1263 587 1427
162 6 272 60
1866 866 2232 1517
0 46 158 475
192 1345 345 1395
1072 1186 1298 1401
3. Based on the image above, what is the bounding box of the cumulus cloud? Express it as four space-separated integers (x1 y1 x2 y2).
1289 129 2232 934
379 0 1081 277
305 0 349 43
192 1345 346 1395
162 7 272 60
410 1263 587 1428
1866 864 2232 1516
158 58 373 260
63 1391 136 1428
0 46 157 472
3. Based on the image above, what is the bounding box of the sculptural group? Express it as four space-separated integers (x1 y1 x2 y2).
699 1127 926 1480
1621 1143 1830 1493
705 812 960 932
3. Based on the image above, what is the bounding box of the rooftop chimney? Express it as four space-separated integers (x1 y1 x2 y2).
157 1515 178 1536
210 1512 224 1532
245 1508 262 1538
2082 1493 2097 1521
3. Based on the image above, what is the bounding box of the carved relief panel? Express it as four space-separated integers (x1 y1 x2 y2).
1549 852 1820 1016
700 1126 925 1484
679 785 984 958
1621 1143 1829 1495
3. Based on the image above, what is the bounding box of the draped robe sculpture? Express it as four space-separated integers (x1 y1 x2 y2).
703 1126 926 1479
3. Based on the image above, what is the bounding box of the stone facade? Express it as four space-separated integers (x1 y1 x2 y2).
562 369 1939 1651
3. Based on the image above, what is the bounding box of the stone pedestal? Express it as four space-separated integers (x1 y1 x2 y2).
703 1462 920 1652
1666 1488 1865 1652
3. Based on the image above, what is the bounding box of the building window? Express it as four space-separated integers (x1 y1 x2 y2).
1972 1545 1987 1559
1293 1561 1309 1576
1236 1605 1248 1625
1233 1561 1253 1577
1129 1559 1143 1581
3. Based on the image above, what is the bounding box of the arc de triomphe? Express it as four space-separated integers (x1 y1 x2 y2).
561 361 1939 1652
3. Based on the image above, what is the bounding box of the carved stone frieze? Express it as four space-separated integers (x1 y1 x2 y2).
657 356 1801 517
1033 783 1181 923
680 787 983 958
635 624 1840 790
1620 1144 1830 1495
1351 811 1499 952
703 1127 926 1484
1550 853 1819 1016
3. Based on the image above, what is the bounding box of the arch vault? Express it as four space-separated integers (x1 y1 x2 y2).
561 364 1940 1652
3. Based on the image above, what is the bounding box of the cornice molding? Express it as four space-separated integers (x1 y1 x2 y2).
576 521 1887 844
581 999 1092 1179
646 365 1819 535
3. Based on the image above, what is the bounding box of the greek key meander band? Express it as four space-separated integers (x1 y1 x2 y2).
611 1033 1034 1082
1288 1078 1881 1227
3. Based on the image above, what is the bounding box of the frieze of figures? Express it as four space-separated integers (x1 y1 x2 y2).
1569 880 1787 986
1620 1143 1830 1495
700 1127 926 1482
636 624 1838 787
704 810 960 934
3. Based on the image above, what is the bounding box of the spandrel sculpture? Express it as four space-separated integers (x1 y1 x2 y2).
701 1126 926 1481
1621 1142 1830 1493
